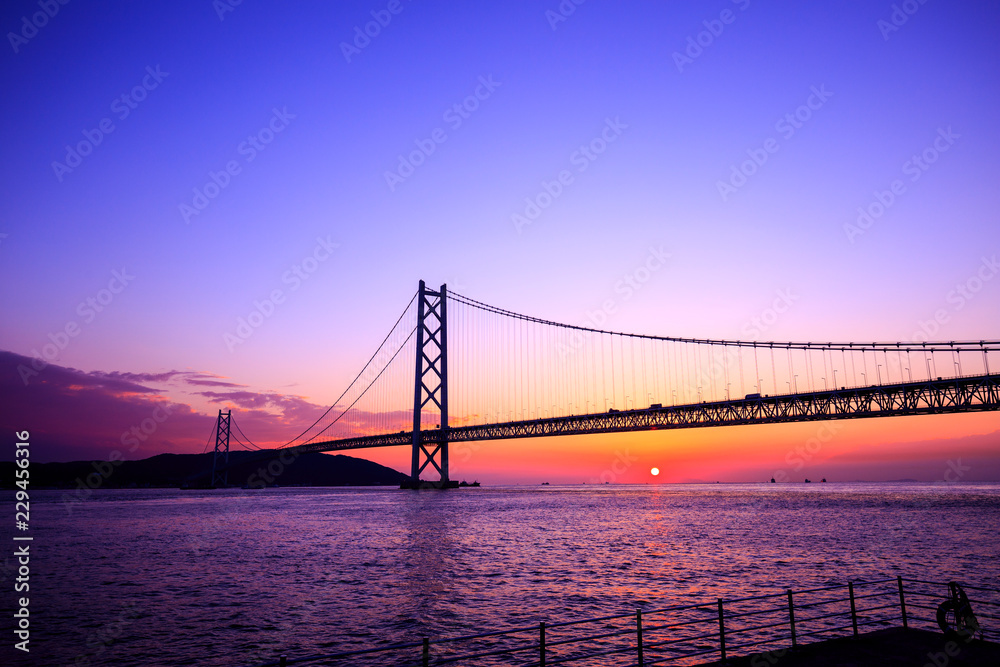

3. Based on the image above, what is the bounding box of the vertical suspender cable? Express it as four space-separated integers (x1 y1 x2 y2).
771 346 778 396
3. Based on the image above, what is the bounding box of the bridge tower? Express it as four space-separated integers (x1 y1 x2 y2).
211 409 231 488
408 281 452 488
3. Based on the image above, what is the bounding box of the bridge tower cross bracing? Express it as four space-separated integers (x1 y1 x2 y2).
410 280 450 487
211 409 231 488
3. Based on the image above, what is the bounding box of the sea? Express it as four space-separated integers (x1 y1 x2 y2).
4 482 1000 666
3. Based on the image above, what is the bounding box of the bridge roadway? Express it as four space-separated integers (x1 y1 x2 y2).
286 373 1000 457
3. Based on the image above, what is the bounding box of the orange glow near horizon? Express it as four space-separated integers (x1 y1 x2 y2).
342 411 1000 485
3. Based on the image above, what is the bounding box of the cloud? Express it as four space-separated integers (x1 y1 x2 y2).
96 370 187 385
0 351 207 461
5 352 159 396
184 378 245 388
195 389 326 422
0 350 403 463
198 390 277 409
0 351 325 462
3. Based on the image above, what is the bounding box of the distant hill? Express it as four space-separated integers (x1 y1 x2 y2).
0 450 409 489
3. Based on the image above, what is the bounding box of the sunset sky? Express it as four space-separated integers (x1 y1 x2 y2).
2 0 998 483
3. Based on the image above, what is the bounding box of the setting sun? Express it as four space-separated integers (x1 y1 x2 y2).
650 467 660 476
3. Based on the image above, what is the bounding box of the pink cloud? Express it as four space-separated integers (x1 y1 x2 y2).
0 350 407 462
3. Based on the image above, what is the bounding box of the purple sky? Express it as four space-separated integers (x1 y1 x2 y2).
2 0 998 479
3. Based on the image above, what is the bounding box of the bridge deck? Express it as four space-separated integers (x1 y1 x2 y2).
290 373 1000 456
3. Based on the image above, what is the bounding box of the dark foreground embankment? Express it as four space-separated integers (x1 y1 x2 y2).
697 627 1000 667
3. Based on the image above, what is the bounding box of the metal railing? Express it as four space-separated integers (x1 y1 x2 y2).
248 576 998 667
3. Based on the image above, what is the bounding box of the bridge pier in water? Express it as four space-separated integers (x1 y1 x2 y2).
403 281 457 489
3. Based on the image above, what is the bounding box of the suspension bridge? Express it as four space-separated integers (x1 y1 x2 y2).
206 281 1000 488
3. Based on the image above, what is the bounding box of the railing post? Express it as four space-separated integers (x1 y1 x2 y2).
422 637 429 667
539 621 546 667
717 599 727 663
787 589 797 649
897 576 908 630
636 609 644 666
848 582 858 637
279 656 287 667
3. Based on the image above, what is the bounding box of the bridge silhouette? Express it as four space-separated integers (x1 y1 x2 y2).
208 281 1000 487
